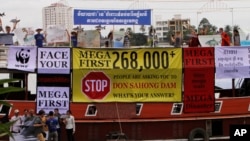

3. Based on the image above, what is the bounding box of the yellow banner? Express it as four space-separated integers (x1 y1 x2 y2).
72 48 182 102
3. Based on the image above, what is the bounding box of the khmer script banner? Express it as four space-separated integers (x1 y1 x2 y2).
215 47 250 79
74 9 152 25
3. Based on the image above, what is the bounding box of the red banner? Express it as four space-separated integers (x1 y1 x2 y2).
183 47 215 113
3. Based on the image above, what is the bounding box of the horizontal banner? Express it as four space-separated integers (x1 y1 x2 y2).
72 48 183 102
74 9 151 25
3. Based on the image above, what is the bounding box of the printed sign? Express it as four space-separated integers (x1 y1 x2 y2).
36 86 70 114
183 47 215 113
77 30 100 48
14 27 35 46
215 47 250 79
198 35 221 47
46 25 69 43
7 46 37 72
74 9 151 25
113 31 124 48
37 47 71 74
72 48 183 102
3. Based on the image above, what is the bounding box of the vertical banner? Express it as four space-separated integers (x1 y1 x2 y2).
36 47 71 114
72 48 183 102
37 47 71 74
215 47 250 79
7 46 37 72
183 47 215 113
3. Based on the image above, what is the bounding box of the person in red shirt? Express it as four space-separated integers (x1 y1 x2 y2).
219 28 230 46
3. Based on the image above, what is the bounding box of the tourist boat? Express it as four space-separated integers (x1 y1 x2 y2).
1 45 250 141
1 78 250 141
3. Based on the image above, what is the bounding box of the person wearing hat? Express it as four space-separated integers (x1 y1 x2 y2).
10 109 22 133
34 28 46 47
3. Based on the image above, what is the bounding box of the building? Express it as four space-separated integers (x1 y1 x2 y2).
42 0 73 31
155 14 191 42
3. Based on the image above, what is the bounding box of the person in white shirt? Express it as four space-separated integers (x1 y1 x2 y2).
63 110 75 141
10 109 22 133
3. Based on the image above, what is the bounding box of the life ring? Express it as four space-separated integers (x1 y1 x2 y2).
188 128 209 141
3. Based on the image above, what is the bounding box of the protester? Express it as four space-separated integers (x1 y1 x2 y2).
123 32 130 48
33 110 46 141
46 111 58 141
20 109 29 125
63 110 75 141
70 31 78 47
107 30 113 47
188 29 200 47
34 28 46 47
54 108 62 141
219 27 230 46
174 31 182 47
10 109 22 133
233 29 241 46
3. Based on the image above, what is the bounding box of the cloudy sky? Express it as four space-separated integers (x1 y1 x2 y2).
1 0 250 33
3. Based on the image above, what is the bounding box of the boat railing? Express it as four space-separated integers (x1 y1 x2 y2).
0 46 8 68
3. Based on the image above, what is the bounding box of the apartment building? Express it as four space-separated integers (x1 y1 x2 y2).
42 0 73 31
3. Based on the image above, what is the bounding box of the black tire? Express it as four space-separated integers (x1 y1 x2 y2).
188 128 209 141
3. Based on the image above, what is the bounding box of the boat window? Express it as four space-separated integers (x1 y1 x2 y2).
214 101 222 113
136 103 143 115
171 103 183 115
85 104 97 116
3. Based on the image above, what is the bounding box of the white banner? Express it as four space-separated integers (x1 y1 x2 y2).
77 30 100 48
215 47 250 78
36 86 70 114
7 46 37 72
198 35 221 47
46 25 69 43
14 27 35 46
113 30 125 48
37 48 71 74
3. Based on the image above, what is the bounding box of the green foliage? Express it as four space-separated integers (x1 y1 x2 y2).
0 78 25 139
130 33 148 46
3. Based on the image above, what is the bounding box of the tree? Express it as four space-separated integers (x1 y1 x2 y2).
0 78 25 139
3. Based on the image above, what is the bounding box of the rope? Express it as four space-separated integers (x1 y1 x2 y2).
115 102 123 134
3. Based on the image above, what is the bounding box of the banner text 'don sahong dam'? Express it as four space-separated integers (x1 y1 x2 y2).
72 48 183 102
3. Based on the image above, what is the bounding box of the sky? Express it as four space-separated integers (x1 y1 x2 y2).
1 0 250 35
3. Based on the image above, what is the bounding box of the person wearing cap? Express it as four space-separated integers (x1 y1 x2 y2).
10 109 22 133
34 28 46 47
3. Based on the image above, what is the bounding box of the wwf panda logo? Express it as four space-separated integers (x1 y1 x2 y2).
16 48 30 64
